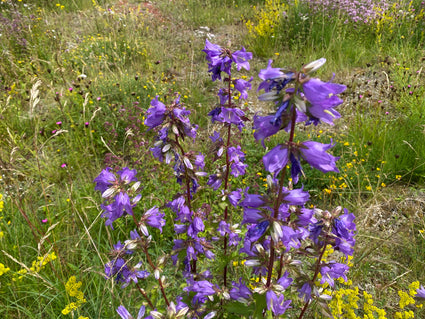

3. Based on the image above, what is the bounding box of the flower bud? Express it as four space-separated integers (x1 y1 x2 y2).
162 144 171 152
217 146 224 157
172 124 179 135
204 311 216 319
139 224 149 237
271 230 280 244
244 259 261 267
183 156 193 169
176 306 189 318
294 95 307 113
154 268 160 280
254 243 264 253
222 291 230 300
102 187 116 198
273 221 283 238
302 58 326 74
124 240 138 250
150 311 163 319
130 181 141 192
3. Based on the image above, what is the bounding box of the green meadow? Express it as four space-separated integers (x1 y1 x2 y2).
1 0 425 317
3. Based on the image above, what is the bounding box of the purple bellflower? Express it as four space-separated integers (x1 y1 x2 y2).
117 305 148 319
266 290 292 316
144 96 166 129
319 262 349 287
140 206 166 234
302 77 346 125
230 278 252 301
185 279 217 305
262 140 339 183
203 39 252 81
332 209 356 256
416 286 425 299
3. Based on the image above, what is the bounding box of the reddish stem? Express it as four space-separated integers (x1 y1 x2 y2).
220 77 234 287
298 243 327 319
136 283 155 309
266 104 296 287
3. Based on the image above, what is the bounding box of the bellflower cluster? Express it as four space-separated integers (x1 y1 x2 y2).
228 58 355 317
254 58 345 184
168 196 215 273
92 42 366 318
203 39 252 131
144 94 204 193
94 167 141 228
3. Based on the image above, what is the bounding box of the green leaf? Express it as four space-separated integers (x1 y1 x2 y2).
218 201 228 210
253 293 267 319
66 263 80 272
223 301 255 316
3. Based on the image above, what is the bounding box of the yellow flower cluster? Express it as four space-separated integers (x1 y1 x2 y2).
245 0 287 38
0 263 10 276
330 286 360 318
363 291 387 318
30 252 57 273
0 193 4 212
62 276 87 315
12 252 57 281
329 280 424 318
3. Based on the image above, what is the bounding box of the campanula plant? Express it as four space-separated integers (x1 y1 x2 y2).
93 41 425 318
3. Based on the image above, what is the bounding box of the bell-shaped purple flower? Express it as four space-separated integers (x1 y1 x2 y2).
234 77 252 100
332 209 356 256
258 59 290 93
302 78 346 125
416 286 425 299
232 47 252 71
187 216 205 238
228 188 243 207
246 220 270 243
144 96 166 129
228 146 247 177
143 206 166 233
266 290 292 316
299 141 340 173
94 167 117 193
117 305 146 319
320 262 349 287
277 271 293 290
263 144 289 176
186 279 217 305
207 173 222 190
230 278 252 301
194 153 205 170
105 258 130 283
253 115 281 147
281 187 310 206
298 283 312 302
101 192 133 228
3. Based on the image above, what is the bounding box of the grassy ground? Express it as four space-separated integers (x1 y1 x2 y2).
1 0 425 318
